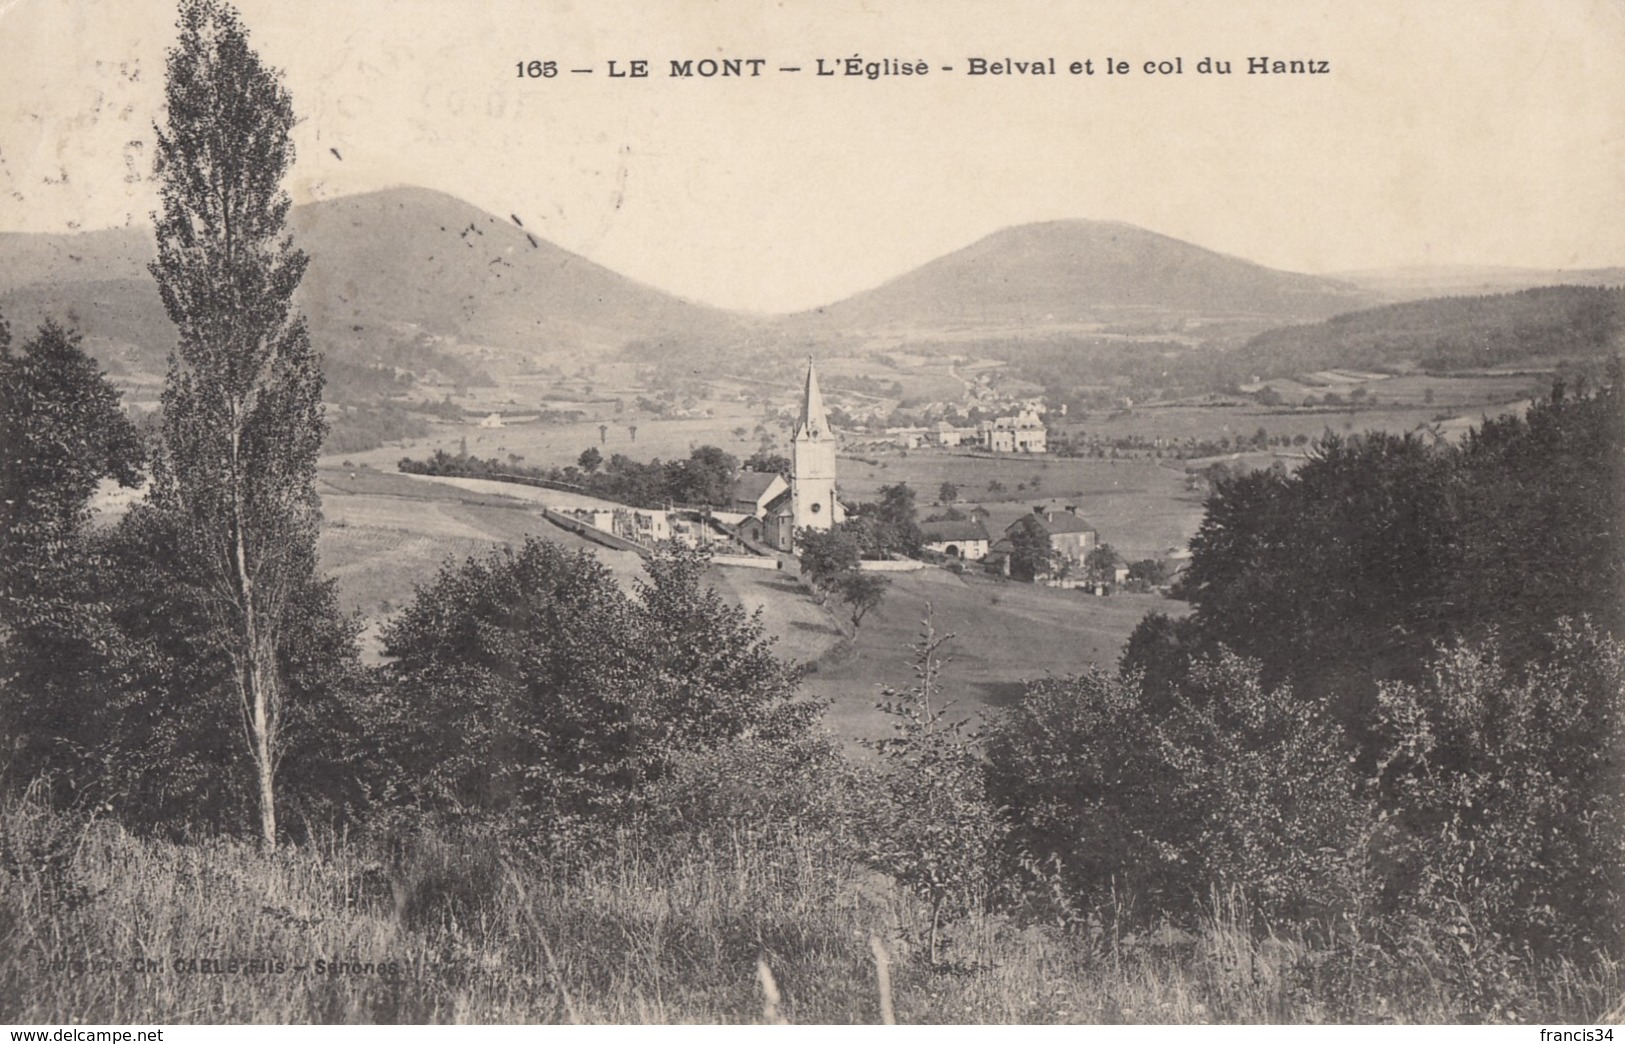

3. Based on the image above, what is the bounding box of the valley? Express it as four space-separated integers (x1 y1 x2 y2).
21 185 1621 747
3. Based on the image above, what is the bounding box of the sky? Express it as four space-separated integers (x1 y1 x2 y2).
2 0 1623 312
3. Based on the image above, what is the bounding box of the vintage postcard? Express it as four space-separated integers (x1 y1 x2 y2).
1 0 1622 1030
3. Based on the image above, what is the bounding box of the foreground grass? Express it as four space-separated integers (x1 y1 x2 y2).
1 799 1616 1024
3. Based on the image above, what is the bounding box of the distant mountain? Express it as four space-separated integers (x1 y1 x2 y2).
284 187 743 352
791 220 1373 332
1337 266 1625 301
8 190 1614 394
0 187 747 385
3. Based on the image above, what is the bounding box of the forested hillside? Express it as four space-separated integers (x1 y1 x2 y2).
1237 285 1624 376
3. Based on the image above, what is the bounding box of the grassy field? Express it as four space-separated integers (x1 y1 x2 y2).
835 453 1203 561
7 796 1611 1024
716 562 1182 747
315 466 644 625
325 398 778 475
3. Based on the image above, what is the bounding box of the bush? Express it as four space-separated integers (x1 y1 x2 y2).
856 620 1007 963
987 651 1369 933
1154 653 1370 929
1372 620 1625 961
985 667 1173 928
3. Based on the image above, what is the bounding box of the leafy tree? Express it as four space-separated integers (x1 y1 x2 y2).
375 541 812 825
1154 652 1368 927
988 650 1368 931
667 445 738 507
148 0 324 848
1120 611 1204 716
0 320 142 619
1372 620 1625 961
1168 378 1622 752
831 570 890 632
938 481 960 505
74 505 368 837
1083 543 1123 585
984 667 1174 926
1453 375 1624 651
1125 558 1171 588
743 448 790 476
0 319 143 790
796 526 861 601
848 482 922 557
1006 514 1059 581
577 446 603 473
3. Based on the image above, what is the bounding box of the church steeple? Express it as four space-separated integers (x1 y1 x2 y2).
790 357 840 540
795 357 831 442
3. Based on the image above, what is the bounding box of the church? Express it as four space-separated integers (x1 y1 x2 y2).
735 359 846 553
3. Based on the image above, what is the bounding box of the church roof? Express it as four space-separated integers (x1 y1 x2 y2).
794 358 832 441
731 470 785 505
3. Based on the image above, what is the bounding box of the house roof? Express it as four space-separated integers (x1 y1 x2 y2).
1007 510 1095 536
920 519 991 543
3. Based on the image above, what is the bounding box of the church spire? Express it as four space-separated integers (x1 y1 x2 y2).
796 357 831 441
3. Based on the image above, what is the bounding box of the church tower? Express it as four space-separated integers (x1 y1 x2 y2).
791 358 840 539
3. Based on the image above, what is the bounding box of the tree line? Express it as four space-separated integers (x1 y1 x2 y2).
399 443 746 509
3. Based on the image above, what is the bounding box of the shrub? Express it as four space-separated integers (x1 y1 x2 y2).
1154 653 1370 929
987 652 1369 933
856 618 1007 963
984 668 1173 927
1372 619 1625 961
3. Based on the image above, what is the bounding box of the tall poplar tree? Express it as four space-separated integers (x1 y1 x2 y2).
149 0 323 848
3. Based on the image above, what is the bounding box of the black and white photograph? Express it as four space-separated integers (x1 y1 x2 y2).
1 0 1622 1028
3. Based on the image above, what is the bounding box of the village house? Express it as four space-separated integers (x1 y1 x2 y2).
930 420 977 447
979 409 1048 453
1019 504 1097 562
919 518 992 561
987 505 1098 578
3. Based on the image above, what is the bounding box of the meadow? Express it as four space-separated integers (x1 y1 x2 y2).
715 566 1180 746
315 466 645 619
7 795 1615 1024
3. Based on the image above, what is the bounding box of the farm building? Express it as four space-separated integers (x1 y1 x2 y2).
919 518 992 560
984 506 1099 580
1010 505 1097 563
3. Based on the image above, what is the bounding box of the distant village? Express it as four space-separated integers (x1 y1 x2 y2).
522 362 1182 596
